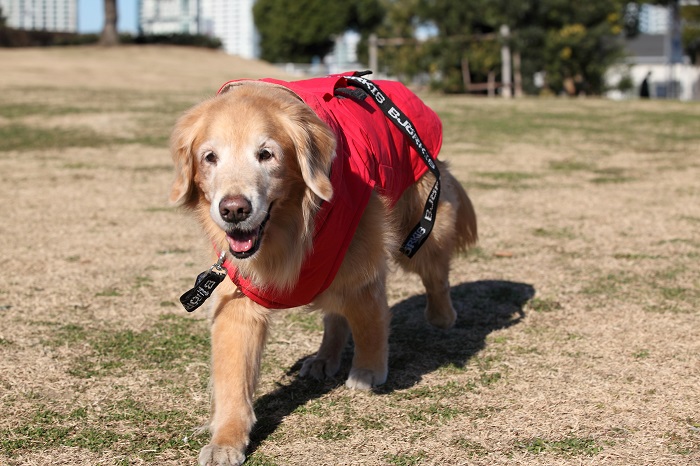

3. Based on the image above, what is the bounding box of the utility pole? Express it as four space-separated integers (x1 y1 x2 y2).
369 34 378 74
500 25 512 98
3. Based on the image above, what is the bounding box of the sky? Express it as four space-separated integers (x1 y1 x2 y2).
78 0 138 34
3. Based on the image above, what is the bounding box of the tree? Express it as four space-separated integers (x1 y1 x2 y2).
100 0 119 46
531 0 629 95
361 0 425 79
681 3 700 64
377 0 630 95
253 0 383 63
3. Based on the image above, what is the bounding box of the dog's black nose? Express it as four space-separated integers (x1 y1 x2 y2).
219 196 252 223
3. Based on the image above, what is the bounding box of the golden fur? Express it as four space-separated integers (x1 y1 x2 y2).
170 82 477 466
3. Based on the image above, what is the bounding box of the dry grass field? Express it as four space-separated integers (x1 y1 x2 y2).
1 46 699 466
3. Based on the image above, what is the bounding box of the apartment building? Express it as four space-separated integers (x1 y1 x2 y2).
0 0 77 32
138 0 258 59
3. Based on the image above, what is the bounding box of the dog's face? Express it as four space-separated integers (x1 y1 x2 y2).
170 83 336 264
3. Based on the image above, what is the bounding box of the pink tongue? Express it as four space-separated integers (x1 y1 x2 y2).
227 231 257 253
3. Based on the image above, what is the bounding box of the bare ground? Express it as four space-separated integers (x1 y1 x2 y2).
0 47 698 466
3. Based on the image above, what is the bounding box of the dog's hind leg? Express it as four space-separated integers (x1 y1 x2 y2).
400 237 457 330
306 276 391 389
394 165 477 330
299 312 350 380
308 192 393 389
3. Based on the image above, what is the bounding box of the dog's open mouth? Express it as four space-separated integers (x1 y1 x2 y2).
225 208 271 259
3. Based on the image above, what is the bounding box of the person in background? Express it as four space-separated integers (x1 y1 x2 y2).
640 71 652 99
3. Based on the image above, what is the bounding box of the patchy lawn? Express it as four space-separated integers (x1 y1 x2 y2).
1 46 699 466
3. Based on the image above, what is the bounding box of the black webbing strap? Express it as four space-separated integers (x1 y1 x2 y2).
338 72 440 258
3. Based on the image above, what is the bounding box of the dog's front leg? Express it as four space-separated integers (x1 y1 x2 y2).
199 284 269 466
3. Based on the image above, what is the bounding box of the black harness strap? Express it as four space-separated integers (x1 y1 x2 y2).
337 72 440 258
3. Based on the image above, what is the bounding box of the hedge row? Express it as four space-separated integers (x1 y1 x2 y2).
0 28 222 49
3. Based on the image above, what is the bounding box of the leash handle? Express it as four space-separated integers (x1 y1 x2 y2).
341 73 440 258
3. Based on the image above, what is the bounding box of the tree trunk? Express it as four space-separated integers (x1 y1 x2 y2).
100 0 119 46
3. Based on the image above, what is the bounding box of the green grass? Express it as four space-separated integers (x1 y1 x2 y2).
452 437 489 457
476 171 538 183
284 310 323 332
583 271 640 297
0 102 94 118
433 96 700 157
549 159 597 172
357 415 387 430
384 451 427 466
532 227 576 239
62 162 99 170
516 436 602 456
590 167 635 184
0 124 112 152
0 88 193 152
663 429 699 455
0 400 208 459
471 170 539 190
292 399 331 417
157 247 191 255
134 275 154 289
528 297 563 312
245 453 280 466
395 380 471 400
317 421 352 440
44 314 209 379
407 403 461 424
95 287 122 297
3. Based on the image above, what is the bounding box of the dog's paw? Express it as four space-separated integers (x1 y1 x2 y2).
198 444 246 466
346 368 387 390
299 356 340 380
425 304 457 330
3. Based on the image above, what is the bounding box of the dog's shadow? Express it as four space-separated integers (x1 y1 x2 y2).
249 279 534 450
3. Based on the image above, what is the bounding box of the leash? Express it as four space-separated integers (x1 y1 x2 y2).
335 71 440 258
179 252 227 312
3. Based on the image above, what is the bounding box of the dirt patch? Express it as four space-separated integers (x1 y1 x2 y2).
1 47 699 466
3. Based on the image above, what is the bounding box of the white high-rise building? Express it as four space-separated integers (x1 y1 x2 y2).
0 0 77 32
138 0 259 59
139 0 200 35
639 4 669 35
203 0 258 59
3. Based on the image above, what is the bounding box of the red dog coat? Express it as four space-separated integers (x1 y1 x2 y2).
218 73 442 309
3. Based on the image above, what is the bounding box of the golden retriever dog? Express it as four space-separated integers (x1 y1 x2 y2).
170 74 477 466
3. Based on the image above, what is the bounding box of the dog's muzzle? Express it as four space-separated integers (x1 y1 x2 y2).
224 205 271 259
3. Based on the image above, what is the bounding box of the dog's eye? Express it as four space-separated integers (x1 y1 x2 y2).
258 148 274 162
204 151 218 164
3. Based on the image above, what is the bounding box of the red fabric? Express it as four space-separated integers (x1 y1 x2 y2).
218 74 442 309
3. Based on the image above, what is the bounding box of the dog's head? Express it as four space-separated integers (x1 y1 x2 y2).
170 82 336 264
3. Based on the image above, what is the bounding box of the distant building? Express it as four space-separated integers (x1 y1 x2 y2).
137 0 363 66
139 0 200 35
639 4 668 35
0 0 77 32
607 33 700 101
138 0 259 59
326 30 362 73
203 0 258 59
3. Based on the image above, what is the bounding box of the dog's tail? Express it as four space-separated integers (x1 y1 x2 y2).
453 179 478 251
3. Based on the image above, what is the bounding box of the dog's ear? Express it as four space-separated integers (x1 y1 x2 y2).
169 105 206 206
288 105 336 202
